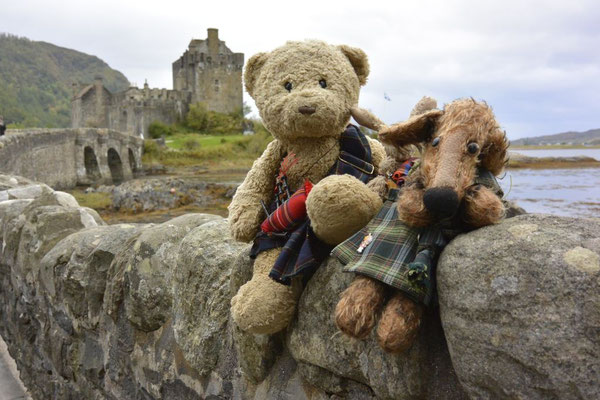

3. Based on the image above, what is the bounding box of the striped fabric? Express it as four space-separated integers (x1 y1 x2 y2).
331 189 446 305
261 180 313 233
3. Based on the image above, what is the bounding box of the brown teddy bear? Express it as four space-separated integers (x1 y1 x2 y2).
334 98 508 353
228 40 386 335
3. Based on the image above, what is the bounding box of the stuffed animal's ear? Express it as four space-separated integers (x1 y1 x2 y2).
350 106 385 131
244 52 268 98
338 45 369 86
378 109 443 146
480 128 509 176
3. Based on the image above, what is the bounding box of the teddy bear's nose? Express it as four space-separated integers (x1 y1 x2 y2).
298 106 316 115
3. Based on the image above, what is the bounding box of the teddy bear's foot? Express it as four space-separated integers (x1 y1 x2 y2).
335 275 387 339
376 292 423 354
231 249 302 335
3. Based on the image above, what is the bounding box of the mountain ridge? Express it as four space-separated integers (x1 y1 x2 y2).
0 33 129 127
512 128 600 146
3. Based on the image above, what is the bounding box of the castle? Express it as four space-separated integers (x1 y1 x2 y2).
71 28 244 138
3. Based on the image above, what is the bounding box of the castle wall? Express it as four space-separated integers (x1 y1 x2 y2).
72 29 243 138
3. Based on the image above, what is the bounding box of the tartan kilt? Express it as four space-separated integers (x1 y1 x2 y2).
331 189 444 305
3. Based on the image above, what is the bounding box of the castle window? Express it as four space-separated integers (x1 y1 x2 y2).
214 79 220 93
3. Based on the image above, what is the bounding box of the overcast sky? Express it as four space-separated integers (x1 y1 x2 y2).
4 0 599 139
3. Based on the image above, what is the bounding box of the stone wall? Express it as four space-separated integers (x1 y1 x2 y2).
0 129 143 189
0 174 598 399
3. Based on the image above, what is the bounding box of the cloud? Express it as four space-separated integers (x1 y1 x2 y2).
2 0 599 138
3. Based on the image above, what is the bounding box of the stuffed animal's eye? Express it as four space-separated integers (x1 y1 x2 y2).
467 142 480 154
284 82 292 92
319 79 327 88
431 137 440 147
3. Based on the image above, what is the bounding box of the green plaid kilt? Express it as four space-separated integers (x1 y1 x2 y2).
331 188 445 305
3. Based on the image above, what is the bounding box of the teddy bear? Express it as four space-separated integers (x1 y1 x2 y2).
228 40 386 335
333 97 508 353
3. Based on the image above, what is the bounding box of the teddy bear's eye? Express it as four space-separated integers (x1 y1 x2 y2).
284 82 292 92
431 137 440 147
467 142 480 154
319 79 327 89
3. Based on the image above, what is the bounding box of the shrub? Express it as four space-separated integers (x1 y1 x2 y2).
148 121 175 138
183 138 201 151
185 102 243 134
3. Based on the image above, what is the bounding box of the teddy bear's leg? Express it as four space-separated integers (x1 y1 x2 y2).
306 175 382 246
231 248 302 334
376 291 423 354
335 275 387 339
462 185 505 227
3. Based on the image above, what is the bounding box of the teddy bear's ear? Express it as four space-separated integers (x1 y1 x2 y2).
244 52 269 98
378 109 443 147
338 45 370 86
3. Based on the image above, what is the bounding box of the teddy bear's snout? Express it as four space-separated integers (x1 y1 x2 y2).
298 106 316 115
423 186 459 218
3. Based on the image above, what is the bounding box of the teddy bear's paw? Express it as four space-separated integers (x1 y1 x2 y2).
462 185 506 227
376 292 423 354
231 275 299 334
335 275 386 339
307 175 382 246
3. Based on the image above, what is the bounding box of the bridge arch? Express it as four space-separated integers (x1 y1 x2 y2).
107 148 124 185
83 146 101 182
128 148 140 176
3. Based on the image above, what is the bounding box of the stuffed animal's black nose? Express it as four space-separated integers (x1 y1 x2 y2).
298 106 316 115
423 186 459 218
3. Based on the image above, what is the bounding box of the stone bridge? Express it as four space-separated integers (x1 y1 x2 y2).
0 128 143 189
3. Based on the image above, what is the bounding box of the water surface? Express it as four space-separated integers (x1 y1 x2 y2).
499 168 599 218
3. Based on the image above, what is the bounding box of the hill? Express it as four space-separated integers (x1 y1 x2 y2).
0 33 129 128
512 128 600 146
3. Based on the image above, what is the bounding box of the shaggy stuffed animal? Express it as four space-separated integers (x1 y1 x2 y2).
333 98 508 353
228 40 386 335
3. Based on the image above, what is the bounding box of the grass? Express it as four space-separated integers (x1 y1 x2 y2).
142 128 272 168
165 133 247 150
68 189 112 210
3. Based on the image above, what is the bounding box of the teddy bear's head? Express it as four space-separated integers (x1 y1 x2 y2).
244 40 369 141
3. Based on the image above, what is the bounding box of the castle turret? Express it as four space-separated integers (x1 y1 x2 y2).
207 28 219 55
171 28 244 114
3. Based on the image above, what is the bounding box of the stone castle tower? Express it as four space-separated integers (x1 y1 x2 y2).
71 28 244 138
173 28 244 114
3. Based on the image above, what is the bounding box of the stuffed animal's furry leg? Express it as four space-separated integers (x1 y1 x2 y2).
335 275 387 339
376 292 423 354
231 248 302 334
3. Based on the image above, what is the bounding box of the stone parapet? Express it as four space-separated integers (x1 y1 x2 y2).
1 174 598 399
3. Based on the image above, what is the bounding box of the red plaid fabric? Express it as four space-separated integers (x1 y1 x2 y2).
261 180 313 233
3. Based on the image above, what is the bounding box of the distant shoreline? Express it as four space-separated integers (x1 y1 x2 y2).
511 144 600 150
507 153 600 169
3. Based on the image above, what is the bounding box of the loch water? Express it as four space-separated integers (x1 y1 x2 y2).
500 166 599 218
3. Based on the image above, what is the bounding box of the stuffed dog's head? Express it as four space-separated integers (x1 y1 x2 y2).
380 98 508 219
244 40 369 142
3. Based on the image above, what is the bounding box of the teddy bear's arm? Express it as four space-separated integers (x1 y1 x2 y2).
228 140 284 242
